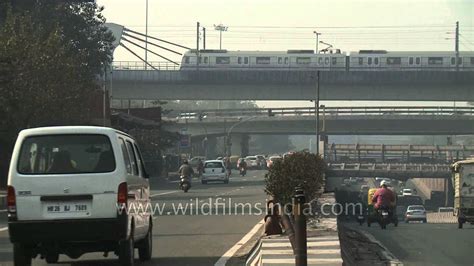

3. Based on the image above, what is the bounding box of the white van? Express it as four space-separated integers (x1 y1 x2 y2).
7 126 152 265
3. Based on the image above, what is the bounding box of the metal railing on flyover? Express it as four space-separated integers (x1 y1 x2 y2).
327 144 474 152
112 61 180 71
326 163 451 178
167 106 474 121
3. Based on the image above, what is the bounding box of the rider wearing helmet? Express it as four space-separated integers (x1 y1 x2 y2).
178 159 194 184
372 180 396 210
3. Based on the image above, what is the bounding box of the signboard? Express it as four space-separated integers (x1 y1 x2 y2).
180 134 190 148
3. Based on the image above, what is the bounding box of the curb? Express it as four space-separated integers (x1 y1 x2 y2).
245 237 262 266
353 227 403 266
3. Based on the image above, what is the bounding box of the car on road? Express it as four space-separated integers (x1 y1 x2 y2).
245 156 259 169
255 155 267 169
405 205 427 223
438 207 455 213
8 126 153 265
267 155 282 168
402 188 413 196
202 160 229 184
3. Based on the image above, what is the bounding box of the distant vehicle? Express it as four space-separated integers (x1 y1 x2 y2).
216 157 223 160
267 156 282 168
283 151 295 159
245 156 259 169
360 184 370 191
438 207 455 213
402 188 413 196
255 155 267 169
405 205 427 223
229 155 240 169
451 160 474 229
189 156 206 168
375 177 384 181
202 160 228 184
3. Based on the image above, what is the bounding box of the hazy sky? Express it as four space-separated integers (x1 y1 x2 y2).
97 0 473 107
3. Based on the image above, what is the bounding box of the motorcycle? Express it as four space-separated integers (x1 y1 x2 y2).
240 167 247 177
377 206 391 229
180 175 191 193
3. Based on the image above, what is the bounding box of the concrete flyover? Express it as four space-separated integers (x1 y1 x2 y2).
164 113 474 136
111 66 474 101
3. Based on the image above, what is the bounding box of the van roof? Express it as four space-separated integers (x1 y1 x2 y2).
18 126 132 139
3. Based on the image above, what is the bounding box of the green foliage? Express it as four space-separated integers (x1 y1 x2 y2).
264 152 326 204
0 2 114 185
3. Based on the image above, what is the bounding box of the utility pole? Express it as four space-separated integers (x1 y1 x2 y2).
316 71 320 156
203 27 206 50
196 22 200 67
455 21 459 71
145 0 148 70
313 31 321 53
214 24 228 50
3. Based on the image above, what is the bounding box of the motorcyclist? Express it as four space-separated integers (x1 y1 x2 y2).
372 180 396 213
238 159 247 175
178 159 194 187
224 157 232 176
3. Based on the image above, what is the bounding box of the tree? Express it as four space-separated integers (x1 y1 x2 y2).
265 152 326 205
0 2 114 186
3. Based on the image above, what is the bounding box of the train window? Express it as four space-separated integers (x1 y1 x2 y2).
471 57 474 64
216 57 230 64
457 57 462 65
368 57 372 65
325 57 329 65
409 57 414 65
358 57 363 65
278 57 282 64
184 56 190 64
416 57 421 65
244 57 249 64
331 57 337 65
428 57 443 65
318 57 323 65
256 57 271 64
204 57 208 64
238 57 242 64
451 57 456 65
198 57 202 64
386 57 401 65
296 57 311 64
284 57 288 64
374 58 379 65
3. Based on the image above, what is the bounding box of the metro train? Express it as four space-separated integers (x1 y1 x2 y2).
179 49 474 71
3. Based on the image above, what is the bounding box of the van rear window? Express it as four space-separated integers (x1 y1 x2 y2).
17 134 115 174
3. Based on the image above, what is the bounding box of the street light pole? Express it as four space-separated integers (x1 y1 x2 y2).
214 24 228 50
316 71 320 156
145 0 148 70
313 31 321 53
226 116 257 156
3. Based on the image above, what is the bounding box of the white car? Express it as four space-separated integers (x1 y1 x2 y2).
245 156 259 168
405 205 427 223
202 160 229 184
402 188 413 196
7 126 152 265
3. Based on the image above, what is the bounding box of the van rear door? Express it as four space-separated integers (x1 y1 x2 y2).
11 134 121 220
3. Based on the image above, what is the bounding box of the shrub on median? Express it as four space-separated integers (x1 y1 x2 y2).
264 151 326 205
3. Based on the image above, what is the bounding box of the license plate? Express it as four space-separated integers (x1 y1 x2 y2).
45 202 89 213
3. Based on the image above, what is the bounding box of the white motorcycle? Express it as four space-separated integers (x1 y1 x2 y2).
180 175 191 193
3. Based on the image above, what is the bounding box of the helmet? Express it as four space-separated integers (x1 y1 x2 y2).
380 180 388 187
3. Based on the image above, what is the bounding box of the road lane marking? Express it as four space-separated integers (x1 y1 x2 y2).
151 191 179 197
0 227 8 232
214 219 265 266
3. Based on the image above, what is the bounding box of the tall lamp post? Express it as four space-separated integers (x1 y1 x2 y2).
315 71 320 156
313 31 321 53
226 116 257 156
214 24 228 50
145 0 148 69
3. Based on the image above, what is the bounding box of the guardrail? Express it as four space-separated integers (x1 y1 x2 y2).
164 106 474 121
112 61 180 71
326 163 451 178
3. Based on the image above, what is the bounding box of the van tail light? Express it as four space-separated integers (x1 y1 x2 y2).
117 182 128 206
7 186 17 218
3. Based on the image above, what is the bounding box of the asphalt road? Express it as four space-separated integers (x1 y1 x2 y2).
351 222 474 266
0 170 267 266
